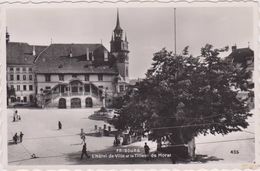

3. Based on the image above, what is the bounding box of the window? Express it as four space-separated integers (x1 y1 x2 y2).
29 85 33 91
119 85 124 92
17 97 21 102
10 85 14 89
45 75 51 82
10 67 14 71
29 75 33 81
98 74 103 81
104 51 108 61
17 75 20 81
88 52 92 61
29 68 32 72
17 85 20 91
22 67 26 72
23 85 27 91
10 75 14 81
72 74 77 78
126 67 129 77
23 96 27 103
89 52 93 61
59 74 64 81
23 75 26 80
85 74 89 81
84 84 90 92
16 67 20 71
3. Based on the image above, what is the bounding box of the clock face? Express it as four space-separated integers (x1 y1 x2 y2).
118 55 125 63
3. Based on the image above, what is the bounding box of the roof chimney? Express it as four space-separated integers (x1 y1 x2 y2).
231 45 237 52
32 46 36 56
69 47 73 57
86 47 89 60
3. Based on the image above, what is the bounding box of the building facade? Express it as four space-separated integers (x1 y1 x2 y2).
226 45 254 108
6 10 130 108
6 36 47 106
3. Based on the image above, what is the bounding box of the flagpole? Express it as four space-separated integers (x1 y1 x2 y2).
174 8 177 55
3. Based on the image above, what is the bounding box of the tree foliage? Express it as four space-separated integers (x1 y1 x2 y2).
111 44 252 145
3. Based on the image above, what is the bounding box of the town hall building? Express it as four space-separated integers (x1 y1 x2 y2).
6 10 130 108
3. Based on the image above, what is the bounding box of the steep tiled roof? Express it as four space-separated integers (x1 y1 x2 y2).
35 43 117 74
228 48 254 65
7 42 47 65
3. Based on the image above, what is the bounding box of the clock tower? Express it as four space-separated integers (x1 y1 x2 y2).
110 9 129 83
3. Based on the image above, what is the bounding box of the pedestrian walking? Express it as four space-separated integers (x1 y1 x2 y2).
15 110 18 120
17 114 21 121
81 133 86 144
58 121 62 130
13 133 18 144
13 110 17 122
19 132 24 143
80 143 89 159
144 142 150 160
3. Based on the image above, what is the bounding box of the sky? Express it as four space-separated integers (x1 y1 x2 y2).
7 7 254 79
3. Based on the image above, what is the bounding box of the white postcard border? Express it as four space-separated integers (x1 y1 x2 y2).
0 1 259 170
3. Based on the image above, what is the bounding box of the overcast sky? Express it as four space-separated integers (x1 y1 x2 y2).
7 7 254 79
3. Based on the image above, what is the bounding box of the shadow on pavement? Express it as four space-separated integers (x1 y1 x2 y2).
193 154 224 163
8 141 19 146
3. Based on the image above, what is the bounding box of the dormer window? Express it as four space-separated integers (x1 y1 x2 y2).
59 74 64 81
45 74 51 82
84 74 89 81
89 52 93 61
98 74 103 81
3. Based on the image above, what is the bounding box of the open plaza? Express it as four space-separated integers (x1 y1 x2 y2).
7 108 255 165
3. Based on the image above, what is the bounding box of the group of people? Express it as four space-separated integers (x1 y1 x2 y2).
113 135 121 146
13 110 21 122
12 132 24 144
12 109 24 144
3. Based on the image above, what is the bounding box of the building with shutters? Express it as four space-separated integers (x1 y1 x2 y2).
6 10 130 108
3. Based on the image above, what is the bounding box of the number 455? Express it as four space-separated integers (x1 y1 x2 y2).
230 150 239 154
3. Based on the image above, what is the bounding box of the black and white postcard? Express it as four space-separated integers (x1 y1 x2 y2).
0 1 259 170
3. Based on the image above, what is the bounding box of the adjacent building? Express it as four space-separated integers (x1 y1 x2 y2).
6 10 130 108
227 45 254 86
226 45 254 108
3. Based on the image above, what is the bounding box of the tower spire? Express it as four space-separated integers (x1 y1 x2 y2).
114 8 122 31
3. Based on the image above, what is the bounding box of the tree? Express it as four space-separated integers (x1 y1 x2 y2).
111 44 252 153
